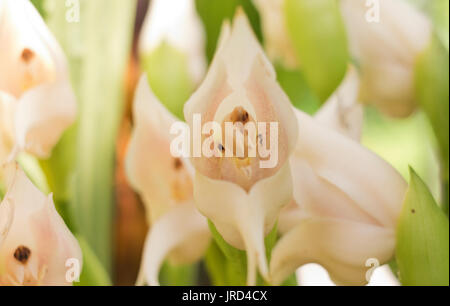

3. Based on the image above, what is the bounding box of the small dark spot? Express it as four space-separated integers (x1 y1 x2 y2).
230 107 249 123
411 209 416 214
218 144 225 152
21 48 34 63
173 158 183 170
14 246 31 264
258 134 263 145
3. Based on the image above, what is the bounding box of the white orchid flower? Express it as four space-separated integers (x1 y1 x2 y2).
0 163 82 285
278 66 363 236
183 11 298 285
270 106 407 285
314 66 363 141
340 0 432 117
139 0 206 84
0 0 77 163
126 76 210 286
253 0 297 68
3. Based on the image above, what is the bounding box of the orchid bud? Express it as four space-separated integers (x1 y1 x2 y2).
126 76 210 286
270 109 407 285
0 0 77 162
183 11 298 285
139 0 206 85
0 163 82 285
340 0 432 117
253 0 297 68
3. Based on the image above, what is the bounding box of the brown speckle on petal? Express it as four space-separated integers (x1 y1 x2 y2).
174 158 183 170
14 245 31 264
21 48 35 63
230 106 249 124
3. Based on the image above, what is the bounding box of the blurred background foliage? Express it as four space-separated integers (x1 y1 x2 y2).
20 0 448 286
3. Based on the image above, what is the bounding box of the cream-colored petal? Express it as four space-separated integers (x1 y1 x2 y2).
293 109 407 228
137 203 210 286
0 0 77 159
0 91 17 164
139 0 206 83
314 67 363 141
126 75 194 223
253 0 297 67
270 217 395 285
0 0 67 96
194 162 293 284
14 79 77 158
340 0 432 117
0 163 81 285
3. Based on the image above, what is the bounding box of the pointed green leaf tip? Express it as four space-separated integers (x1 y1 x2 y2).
396 168 449 286
284 0 349 103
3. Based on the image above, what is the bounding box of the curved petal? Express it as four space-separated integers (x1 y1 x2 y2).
126 75 194 223
0 91 16 164
0 163 81 285
14 79 77 158
270 217 395 285
194 163 293 284
293 109 407 228
314 67 363 141
137 203 210 286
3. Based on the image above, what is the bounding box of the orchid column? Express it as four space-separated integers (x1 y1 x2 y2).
184 12 298 285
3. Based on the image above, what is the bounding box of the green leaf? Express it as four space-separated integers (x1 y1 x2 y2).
275 63 321 114
76 235 112 286
284 0 349 102
208 220 247 285
195 0 263 63
45 0 137 272
205 241 229 286
159 262 199 286
141 42 195 120
396 168 449 286
414 35 449 214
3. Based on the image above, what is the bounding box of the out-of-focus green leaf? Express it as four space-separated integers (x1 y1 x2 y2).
159 262 199 286
141 42 194 120
415 35 449 214
208 220 247 285
76 236 112 286
195 0 263 63
284 0 349 103
275 63 321 114
39 126 76 204
396 168 449 286
45 0 137 273
205 241 228 286
30 0 46 17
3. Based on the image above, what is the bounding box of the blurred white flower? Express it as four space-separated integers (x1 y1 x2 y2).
184 11 298 285
253 0 297 67
340 0 432 117
126 76 210 286
0 0 77 163
139 0 206 84
270 106 407 285
0 162 82 285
